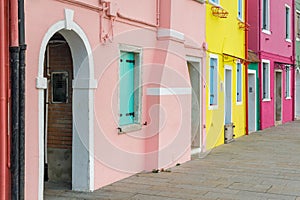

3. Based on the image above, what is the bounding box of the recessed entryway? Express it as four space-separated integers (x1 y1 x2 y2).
275 71 282 125
187 58 202 155
248 70 257 132
37 10 96 199
44 33 73 189
224 67 232 125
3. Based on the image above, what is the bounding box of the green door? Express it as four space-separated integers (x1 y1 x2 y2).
119 52 135 126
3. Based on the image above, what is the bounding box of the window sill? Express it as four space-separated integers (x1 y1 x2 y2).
262 98 271 102
209 104 218 110
262 29 271 35
285 38 292 43
208 1 220 7
118 123 142 134
296 38 300 41
285 96 292 100
236 101 243 105
237 17 243 22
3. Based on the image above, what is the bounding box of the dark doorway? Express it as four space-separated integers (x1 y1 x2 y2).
275 71 282 123
44 33 73 189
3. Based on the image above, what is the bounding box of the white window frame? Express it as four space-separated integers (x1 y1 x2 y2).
262 0 271 34
285 65 291 99
285 4 291 42
237 0 243 21
236 62 243 105
118 44 143 133
296 10 300 41
209 54 219 110
262 59 271 101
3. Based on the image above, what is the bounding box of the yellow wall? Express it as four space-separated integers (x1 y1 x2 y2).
205 0 246 150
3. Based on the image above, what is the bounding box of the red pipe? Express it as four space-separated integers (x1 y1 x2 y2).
10 0 19 47
0 0 10 199
245 0 249 135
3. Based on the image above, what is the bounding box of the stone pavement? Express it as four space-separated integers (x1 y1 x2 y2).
45 120 300 200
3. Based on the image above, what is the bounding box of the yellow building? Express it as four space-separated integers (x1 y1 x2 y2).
205 0 247 150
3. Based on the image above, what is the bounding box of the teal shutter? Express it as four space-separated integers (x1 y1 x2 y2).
210 58 217 105
119 52 135 126
210 65 214 105
237 64 242 102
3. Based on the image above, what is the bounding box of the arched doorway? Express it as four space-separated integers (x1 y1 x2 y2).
36 11 96 198
44 33 73 189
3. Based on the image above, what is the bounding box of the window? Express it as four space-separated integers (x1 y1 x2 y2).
238 0 243 20
297 11 300 40
118 46 142 132
262 0 270 32
209 55 218 107
285 65 291 98
51 72 68 103
262 60 270 100
285 5 291 40
209 0 219 5
236 63 242 103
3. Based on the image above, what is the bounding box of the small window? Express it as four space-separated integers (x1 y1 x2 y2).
262 0 270 31
285 5 291 40
51 72 68 103
236 63 242 103
118 46 142 132
285 65 291 98
209 55 218 106
296 11 300 40
262 60 270 100
238 0 243 20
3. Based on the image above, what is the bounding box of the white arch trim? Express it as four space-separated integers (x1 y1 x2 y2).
36 9 95 200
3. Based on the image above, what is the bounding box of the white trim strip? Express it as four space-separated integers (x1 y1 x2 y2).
157 28 185 42
147 87 192 96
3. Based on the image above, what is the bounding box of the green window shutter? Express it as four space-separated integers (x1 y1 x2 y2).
119 52 135 126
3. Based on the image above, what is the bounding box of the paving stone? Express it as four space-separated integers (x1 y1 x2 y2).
45 121 300 200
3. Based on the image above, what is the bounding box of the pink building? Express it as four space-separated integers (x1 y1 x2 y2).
248 0 295 129
24 0 206 199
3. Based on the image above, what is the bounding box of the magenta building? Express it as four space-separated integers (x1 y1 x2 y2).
248 0 295 129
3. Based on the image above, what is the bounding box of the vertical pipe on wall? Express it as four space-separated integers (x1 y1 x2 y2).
245 0 249 135
0 0 9 199
258 0 262 128
10 46 20 200
18 0 26 198
292 0 296 120
10 0 20 199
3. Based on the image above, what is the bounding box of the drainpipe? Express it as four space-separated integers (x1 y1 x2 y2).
245 0 249 135
18 0 26 198
0 0 9 199
292 0 295 120
9 0 20 199
258 0 262 129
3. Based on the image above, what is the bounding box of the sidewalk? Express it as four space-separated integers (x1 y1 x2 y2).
45 120 300 200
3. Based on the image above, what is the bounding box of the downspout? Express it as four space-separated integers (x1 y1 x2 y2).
0 0 9 199
9 0 20 199
18 0 26 198
292 0 295 120
245 0 249 135
258 0 262 129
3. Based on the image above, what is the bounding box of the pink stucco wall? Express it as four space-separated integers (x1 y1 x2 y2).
259 53 294 130
248 0 295 129
25 0 206 199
